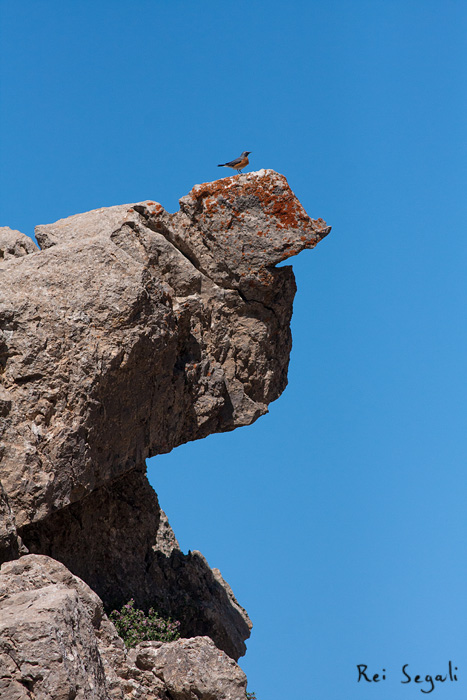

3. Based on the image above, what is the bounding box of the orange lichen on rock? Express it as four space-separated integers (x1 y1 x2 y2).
193 172 314 236
173 170 330 294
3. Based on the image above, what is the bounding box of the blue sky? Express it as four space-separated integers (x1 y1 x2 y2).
1 1 466 698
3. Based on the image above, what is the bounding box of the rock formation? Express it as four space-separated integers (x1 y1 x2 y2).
0 170 330 698
0 555 248 700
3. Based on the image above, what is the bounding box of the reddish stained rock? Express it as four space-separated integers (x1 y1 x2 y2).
143 168 331 303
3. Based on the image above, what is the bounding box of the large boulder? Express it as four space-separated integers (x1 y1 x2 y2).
0 555 248 700
0 170 330 664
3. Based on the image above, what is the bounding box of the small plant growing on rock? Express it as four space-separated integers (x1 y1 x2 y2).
246 693 257 700
109 599 181 648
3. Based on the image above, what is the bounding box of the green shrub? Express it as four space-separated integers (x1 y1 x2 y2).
246 693 257 700
109 599 181 648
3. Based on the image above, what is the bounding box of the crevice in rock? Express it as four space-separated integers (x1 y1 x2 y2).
13 373 44 385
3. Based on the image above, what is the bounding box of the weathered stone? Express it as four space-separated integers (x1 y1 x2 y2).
0 555 250 700
20 469 252 660
0 170 329 687
0 169 329 535
0 556 110 700
129 637 248 700
0 227 39 264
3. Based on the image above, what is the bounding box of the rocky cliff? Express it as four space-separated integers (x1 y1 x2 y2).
0 170 330 699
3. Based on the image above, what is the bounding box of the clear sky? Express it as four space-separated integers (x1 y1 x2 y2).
1 1 466 698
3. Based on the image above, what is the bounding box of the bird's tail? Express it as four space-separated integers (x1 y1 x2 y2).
218 163 227 167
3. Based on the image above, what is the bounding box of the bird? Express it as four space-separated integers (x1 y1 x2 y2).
218 151 251 174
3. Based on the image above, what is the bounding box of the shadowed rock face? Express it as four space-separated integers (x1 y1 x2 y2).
20 469 252 661
0 555 249 700
0 170 330 678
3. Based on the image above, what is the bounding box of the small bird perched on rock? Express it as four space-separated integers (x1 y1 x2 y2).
218 151 251 174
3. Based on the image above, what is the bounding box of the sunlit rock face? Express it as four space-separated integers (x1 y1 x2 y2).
0 170 330 690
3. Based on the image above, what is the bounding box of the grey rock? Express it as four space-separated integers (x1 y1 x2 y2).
0 555 250 700
0 556 110 700
0 227 39 264
129 636 248 700
0 170 329 680
20 468 252 660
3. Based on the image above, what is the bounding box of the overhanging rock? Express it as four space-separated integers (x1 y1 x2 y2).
0 170 330 662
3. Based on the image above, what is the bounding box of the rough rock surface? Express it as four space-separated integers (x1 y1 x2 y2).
21 469 251 660
0 170 330 694
0 555 248 700
0 227 39 264
128 637 247 700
